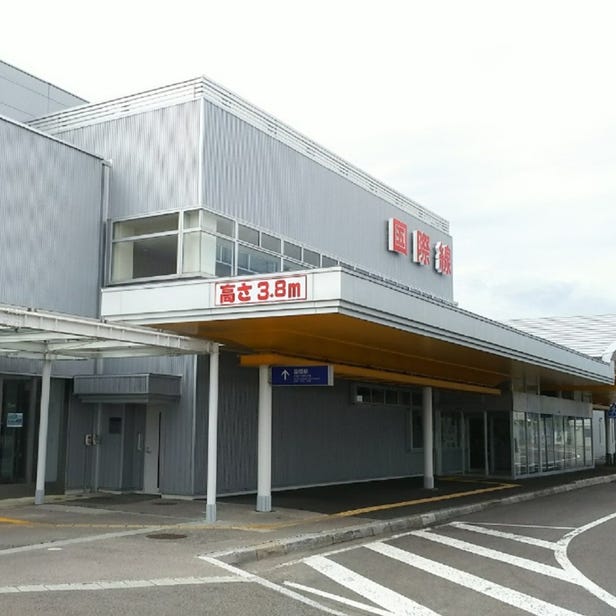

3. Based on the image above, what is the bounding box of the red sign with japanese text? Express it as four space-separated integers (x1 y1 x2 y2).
412 230 431 266
387 218 408 255
215 275 307 306
434 242 452 275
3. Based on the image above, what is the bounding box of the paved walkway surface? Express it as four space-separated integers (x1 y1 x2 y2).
1 467 615 565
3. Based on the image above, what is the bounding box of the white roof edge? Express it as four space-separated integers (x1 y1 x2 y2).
28 76 449 233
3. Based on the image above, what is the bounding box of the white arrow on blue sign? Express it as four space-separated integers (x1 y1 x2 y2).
270 365 334 386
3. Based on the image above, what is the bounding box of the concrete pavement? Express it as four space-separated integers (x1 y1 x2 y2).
1 468 615 567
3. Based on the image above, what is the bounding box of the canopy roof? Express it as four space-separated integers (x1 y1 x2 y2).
0 304 213 361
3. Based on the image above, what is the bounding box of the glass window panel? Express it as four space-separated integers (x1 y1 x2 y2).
575 418 585 466
400 391 411 407
113 213 178 239
583 418 592 465
238 224 259 246
513 412 527 476
440 412 461 448
112 235 178 281
371 388 385 405
553 415 565 471
237 245 280 275
565 417 576 468
527 414 540 473
283 260 303 272
385 390 398 405
541 415 555 471
183 210 200 229
303 248 320 267
261 233 281 253
322 256 338 267
202 211 234 237
284 241 302 260
356 386 371 403
183 232 234 276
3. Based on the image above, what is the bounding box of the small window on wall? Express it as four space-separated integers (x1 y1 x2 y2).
111 213 180 282
108 417 122 434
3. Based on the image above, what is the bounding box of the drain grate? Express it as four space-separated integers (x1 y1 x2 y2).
146 533 187 540
152 501 179 506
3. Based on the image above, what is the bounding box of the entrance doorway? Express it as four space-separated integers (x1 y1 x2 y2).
0 378 37 496
465 413 485 474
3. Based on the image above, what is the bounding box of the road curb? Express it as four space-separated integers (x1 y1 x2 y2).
207 473 616 565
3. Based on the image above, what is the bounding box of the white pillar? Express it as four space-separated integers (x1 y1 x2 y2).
205 346 220 523
34 359 53 505
422 386 434 489
256 365 272 512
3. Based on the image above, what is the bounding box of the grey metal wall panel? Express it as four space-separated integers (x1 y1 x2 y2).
100 355 197 495
197 352 423 495
0 119 102 316
56 102 200 219
202 101 454 300
65 397 97 490
0 61 85 122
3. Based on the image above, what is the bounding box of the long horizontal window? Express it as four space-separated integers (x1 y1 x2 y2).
109 207 340 284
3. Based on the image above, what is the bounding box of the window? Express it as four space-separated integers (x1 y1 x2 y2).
111 213 179 282
110 207 335 284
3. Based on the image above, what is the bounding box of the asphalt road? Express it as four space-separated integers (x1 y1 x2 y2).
2 482 616 615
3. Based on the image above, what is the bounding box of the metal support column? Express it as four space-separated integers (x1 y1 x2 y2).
422 386 434 489
256 365 272 512
484 410 489 476
34 358 53 505
206 345 220 523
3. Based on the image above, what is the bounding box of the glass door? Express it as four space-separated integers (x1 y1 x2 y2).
0 379 36 484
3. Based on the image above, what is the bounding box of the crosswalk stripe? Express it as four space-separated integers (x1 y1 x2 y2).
412 529 572 581
367 541 585 616
285 581 395 616
449 522 558 549
304 555 441 616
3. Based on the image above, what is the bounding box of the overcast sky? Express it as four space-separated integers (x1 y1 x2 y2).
2 0 615 322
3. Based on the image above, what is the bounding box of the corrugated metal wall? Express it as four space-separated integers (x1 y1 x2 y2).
0 119 102 317
197 352 423 495
202 101 454 300
56 102 200 218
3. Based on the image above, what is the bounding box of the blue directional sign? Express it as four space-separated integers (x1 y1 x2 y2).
270 365 333 386
608 403 616 419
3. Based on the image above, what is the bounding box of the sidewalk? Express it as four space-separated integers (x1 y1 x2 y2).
1 467 615 565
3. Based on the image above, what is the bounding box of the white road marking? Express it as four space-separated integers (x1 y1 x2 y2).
412 529 572 581
469 522 575 530
554 511 616 610
0 576 241 594
199 556 349 616
449 521 558 549
285 581 395 616
367 541 584 616
304 554 441 616
0 526 166 555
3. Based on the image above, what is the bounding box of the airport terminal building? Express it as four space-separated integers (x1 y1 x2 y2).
1 60 614 510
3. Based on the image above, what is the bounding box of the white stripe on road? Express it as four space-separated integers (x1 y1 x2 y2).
449 521 558 549
285 581 396 616
0 576 241 594
412 529 572 581
304 555 441 616
199 556 349 616
470 523 575 530
0 527 165 555
367 541 584 616
554 511 616 610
